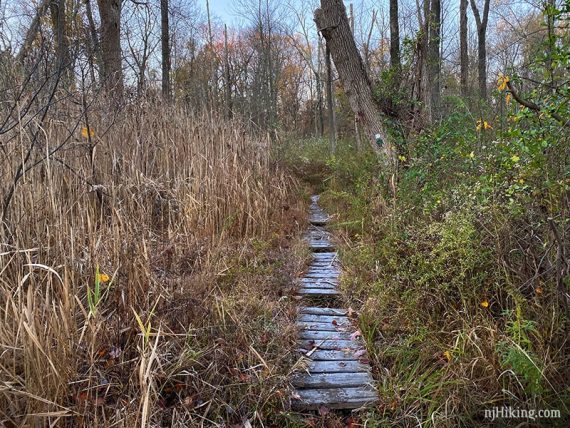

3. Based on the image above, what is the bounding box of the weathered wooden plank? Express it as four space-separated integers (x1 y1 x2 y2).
301 349 365 360
292 372 374 388
306 263 338 268
308 264 337 269
307 238 331 244
306 230 330 237
310 261 337 266
299 307 347 316
309 241 334 247
308 236 332 241
298 322 342 331
308 242 333 248
305 271 340 277
298 314 349 323
312 252 337 258
303 271 338 276
303 278 338 284
299 330 353 340
311 257 337 262
292 386 377 409
301 276 338 281
307 229 330 235
307 266 338 271
303 277 338 284
304 272 339 279
298 281 337 290
300 281 338 289
299 339 361 350
309 214 329 218
301 276 338 282
298 288 340 296
304 268 338 273
308 262 338 267
306 360 369 373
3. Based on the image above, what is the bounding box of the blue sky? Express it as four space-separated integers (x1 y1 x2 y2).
207 0 242 25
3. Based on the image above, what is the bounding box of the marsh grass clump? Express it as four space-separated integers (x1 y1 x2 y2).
0 106 305 426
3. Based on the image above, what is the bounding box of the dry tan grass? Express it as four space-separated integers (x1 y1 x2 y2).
0 106 306 427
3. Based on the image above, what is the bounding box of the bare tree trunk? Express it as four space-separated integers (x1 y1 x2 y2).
362 9 376 78
17 0 50 63
314 0 396 166
325 43 336 153
470 0 490 101
349 3 362 151
50 0 71 84
544 0 556 87
418 0 431 122
224 24 232 119
316 35 324 138
460 0 469 97
97 0 123 101
84 0 101 66
83 0 101 82
389 0 400 76
161 0 171 101
266 1 277 135
206 0 217 111
428 0 441 118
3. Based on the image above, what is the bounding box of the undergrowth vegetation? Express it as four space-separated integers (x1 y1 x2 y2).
281 81 569 425
0 107 306 426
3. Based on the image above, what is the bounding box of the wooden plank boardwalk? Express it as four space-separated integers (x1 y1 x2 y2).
292 195 378 411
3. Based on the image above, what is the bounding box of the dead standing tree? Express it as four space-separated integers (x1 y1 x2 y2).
314 0 396 168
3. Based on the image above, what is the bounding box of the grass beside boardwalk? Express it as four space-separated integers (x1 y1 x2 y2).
0 108 308 427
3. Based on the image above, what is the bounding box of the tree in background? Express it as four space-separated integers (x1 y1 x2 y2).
427 0 441 118
389 0 400 79
460 0 469 97
314 0 396 166
97 0 123 100
161 0 171 101
470 0 491 101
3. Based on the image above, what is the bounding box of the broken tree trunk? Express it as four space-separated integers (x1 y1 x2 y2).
314 0 396 168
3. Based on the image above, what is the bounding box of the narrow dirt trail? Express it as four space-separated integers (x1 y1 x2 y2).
292 195 378 411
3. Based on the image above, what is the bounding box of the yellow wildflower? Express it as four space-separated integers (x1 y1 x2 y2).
476 120 492 131
469 151 475 159
443 350 452 362
398 155 407 162
98 273 110 283
480 300 490 308
511 155 520 163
